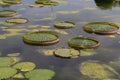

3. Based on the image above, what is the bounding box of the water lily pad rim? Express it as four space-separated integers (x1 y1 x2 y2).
68 36 100 49
0 10 17 17
83 22 120 34
23 31 59 45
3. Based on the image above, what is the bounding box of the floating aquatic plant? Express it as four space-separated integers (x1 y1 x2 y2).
0 10 17 17
0 67 17 79
35 0 58 6
25 69 55 80
0 57 15 67
54 48 80 58
79 60 120 79
80 49 97 56
83 22 120 34
6 18 28 24
13 73 25 78
3 0 22 4
68 36 100 49
23 31 59 45
54 21 75 29
13 62 36 72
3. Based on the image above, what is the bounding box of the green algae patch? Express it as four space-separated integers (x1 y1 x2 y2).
25 69 55 80
83 22 120 34
0 10 17 17
68 36 100 49
79 60 120 79
23 31 59 45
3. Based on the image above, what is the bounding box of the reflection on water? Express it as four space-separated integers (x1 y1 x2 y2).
95 0 120 10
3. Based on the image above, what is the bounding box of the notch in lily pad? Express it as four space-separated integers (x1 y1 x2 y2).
5 18 28 24
54 48 80 58
3 0 22 4
68 36 100 49
83 22 120 35
54 21 75 29
0 10 17 17
23 31 59 45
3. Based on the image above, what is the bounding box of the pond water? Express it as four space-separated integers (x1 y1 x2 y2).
0 0 120 80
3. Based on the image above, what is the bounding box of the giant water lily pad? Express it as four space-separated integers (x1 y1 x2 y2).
3 0 22 4
23 31 59 45
83 22 120 34
0 10 17 17
68 36 100 49
54 48 80 58
79 60 119 79
0 57 15 67
0 67 17 79
25 69 55 80
54 21 75 29
5 18 28 24
13 62 36 72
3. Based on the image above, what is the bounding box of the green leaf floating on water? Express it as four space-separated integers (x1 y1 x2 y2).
0 67 17 79
35 0 58 6
6 18 28 24
83 22 120 34
23 31 59 45
54 48 80 58
0 57 16 67
7 53 20 57
79 60 120 79
54 21 75 29
13 62 36 72
3 0 22 4
68 36 100 49
25 69 55 80
0 10 17 17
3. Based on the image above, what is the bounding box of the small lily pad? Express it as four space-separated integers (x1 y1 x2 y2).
79 60 119 79
13 62 36 72
25 69 55 80
3 0 22 4
83 22 120 34
0 67 17 79
0 57 16 67
54 21 75 29
0 10 17 17
68 36 100 49
23 31 59 45
35 0 58 6
54 48 80 58
5 18 28 24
